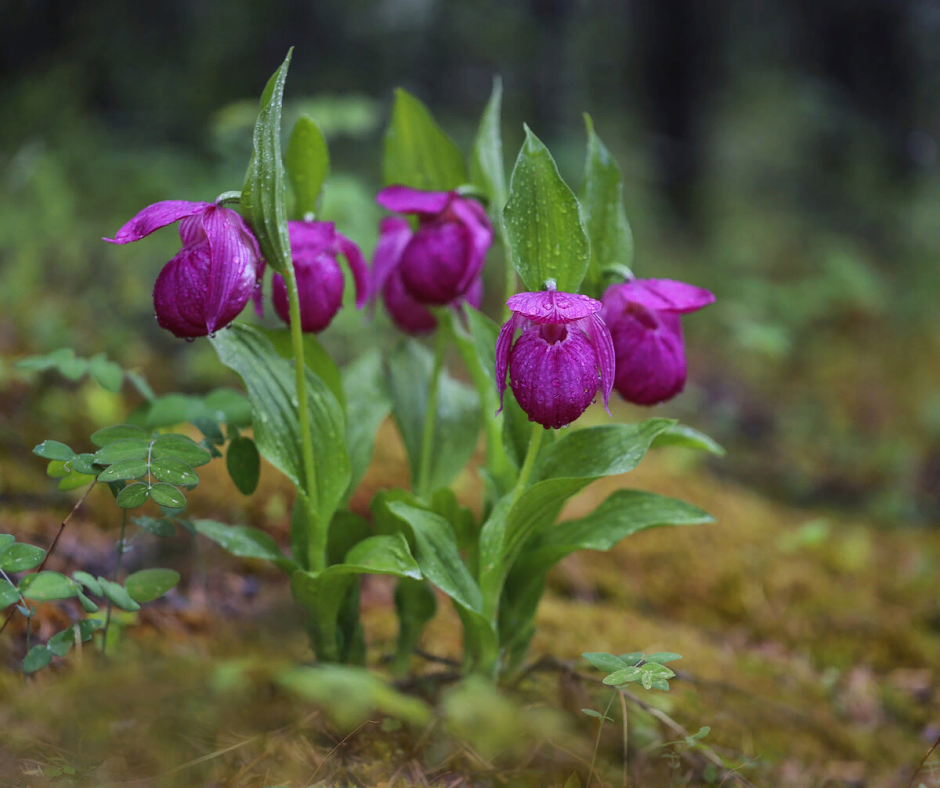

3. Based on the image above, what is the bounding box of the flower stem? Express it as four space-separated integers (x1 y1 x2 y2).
102 508 128 655
416 327 447 499
282 258 323 571
510 422 544 508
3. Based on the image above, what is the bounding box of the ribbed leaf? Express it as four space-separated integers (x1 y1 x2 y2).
286 114 329 218
470 76 507 212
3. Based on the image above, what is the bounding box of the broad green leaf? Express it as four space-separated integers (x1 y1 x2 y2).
193 519 298 573
48 619 103 657
327 510 373 567
96 458 148 482
210 324 350 526
77 590 98 613
0 578 20 608
470 76 507 212
385 340 480 494
579 114 634 297
23 644 52 673
479 419 675 615
124 568 180 602
651 423 725 456
20 571 76 601
286 114 329 218
645 652 683 664
226 436 261 495
150 457 199 487
503 125 589 293
392 577 437 674
260 328 345 410
115 482 149 509
0 543 45 572
604 666 642 685
69 453 98 475
582 652 629 674
58 470 97 491
14 347 75 372
72 571 101 596
97 578 141 612
33 440 74 461
46 460 68 478
0 535 14 552
242 48 293 274
88 353 124 392
383 88 466 191
342 350 391 498
150 434 212 467
94 438 150 464
204 388 253 426
148 483 185 509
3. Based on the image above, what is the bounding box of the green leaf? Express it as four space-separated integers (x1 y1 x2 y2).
58 470 97 491
204 388 253 426
260 328 346 410
286 114 329 218
149 483 186 509
470 76 507 212
72 571 101 596
383 88 466 191
210 324 350 526
580 709 609 721
150 457 199 487
47 620 103 657
96 458 148 482
385 340 480 493
0 578 20 608
579 114 634 297
503 125 590 293
77 590 98 613
150 434 212 467
23 644 52 673
619 652 645 666
651 423 725 456
0 543 45 572
124 568 180 602
242 48 293 274
0 534 14 552
69 453 99 475
14 347 74 372
342 350 391 498
583 652 629 674
91 424 150 447
226 436 261 495
88 353 125 392
564 772 582 788
126 370 156 401
33 440 74 461
132 516 176 538
20 571 77 601
97 578 140 612
115 482 149 509
193 519 298 573
94 438 150 464
604 666 642 685
46 460 68 478
645 652 683 664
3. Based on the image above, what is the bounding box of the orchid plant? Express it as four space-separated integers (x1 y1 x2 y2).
15 49 720 679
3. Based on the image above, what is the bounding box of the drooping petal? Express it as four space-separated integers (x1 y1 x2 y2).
376 185 451 217
382 267 438 334
252 259 267 317
507 290 601 324
179 215 207 247
370 217 413 307
449 196 493 296
153 246 214 338
335 231 370 308
605 278 715 314
272 256 346 333
104 201 211 244
288 219 336 252
399 219 474 304
609 308 687 405
201 205 259 333
582 313 616 415
494 313 524 412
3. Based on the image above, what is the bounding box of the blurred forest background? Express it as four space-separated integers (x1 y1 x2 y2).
3 0 940 523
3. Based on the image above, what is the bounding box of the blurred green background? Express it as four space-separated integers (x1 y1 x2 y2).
3 0 940 524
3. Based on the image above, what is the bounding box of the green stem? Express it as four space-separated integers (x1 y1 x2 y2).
509 422 544 508
586 692 618 788
102 509 127 655
282 258 323 571
498 217 515 323
416 326 447 499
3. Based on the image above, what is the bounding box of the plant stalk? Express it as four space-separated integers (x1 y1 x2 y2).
101 509 128 655
416 327 447 498
510 422 544 508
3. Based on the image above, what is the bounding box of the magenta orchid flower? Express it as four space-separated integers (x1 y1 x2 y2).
495 286 615 429
375 186 492 306
600 278 715 406
268 220 369 333
105 200 262 339
371 216 483 334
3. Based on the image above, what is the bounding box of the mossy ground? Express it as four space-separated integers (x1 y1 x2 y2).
1 421 938 787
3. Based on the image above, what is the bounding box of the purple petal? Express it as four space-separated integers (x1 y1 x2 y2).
179 215 206 246
272 257 345 333
201 205 260 333
507 290 602 324
335 231 370 308
153 246 214 338
376 185 451 217
605 278 715 314
494 313 524 413
580 314 615 415
252 259 267 317
104 201 211 244
371 217 413 307
288 219 336 252
382 268 438 334
449 196 493 295
609 309 687 405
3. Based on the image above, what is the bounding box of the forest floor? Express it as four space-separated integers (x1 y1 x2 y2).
1 422 939 788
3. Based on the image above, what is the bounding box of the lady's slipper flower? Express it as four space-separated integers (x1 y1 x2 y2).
495 287 615 430
270 220 369 333
371 216 483 334
600 278 715 406
375 185 492 306
105 200 261 339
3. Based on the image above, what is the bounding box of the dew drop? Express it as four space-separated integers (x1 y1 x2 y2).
184 337 195 343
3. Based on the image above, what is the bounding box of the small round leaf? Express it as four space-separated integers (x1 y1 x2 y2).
151 434 212 467
97 458 149 483
124 568 180 602
149 483 186 509
33 440 74 461
116 482 150 509
150 457 198 487
20 571 77 601
226 436 260 495
0 543 45 572
91 424 149 447
94 438 151 464
23 644 52 673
